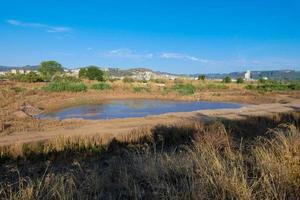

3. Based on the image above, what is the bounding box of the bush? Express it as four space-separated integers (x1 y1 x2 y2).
42 82 87 92
4 72 43 83
223 76 232 83
236 77 244 84
123 77 135 83
245 84 255 90
21 72 43 83
38 61 64 81
79 66 105 81
198 74 206 81
288 82 300 90
245 81 300 92
91 82 112 90
4 72 23 81
173 83 196 95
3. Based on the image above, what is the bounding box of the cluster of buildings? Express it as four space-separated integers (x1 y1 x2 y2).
0 67 269 82
0 69 38 76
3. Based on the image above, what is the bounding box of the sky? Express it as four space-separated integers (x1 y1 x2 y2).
0 0 300 74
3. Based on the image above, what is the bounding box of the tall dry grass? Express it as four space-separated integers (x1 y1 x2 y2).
0 113 300 199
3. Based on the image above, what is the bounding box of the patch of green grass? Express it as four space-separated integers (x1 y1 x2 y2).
91 82 112 90
246 81 300 92
173 83 196 95
133 86 150 93
42 82 87 92
198 83 229 90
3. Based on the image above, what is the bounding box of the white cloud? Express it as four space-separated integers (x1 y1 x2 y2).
160 52 209 63
103 49 153 59
5 19 72 33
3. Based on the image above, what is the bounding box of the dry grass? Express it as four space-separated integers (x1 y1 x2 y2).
0 112 300 199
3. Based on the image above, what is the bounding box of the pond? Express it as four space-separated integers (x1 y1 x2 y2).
37 99 242 120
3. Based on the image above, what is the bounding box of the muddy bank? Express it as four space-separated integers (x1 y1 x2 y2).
0 98 299 146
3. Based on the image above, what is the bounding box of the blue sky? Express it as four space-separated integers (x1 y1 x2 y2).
0 0 300 73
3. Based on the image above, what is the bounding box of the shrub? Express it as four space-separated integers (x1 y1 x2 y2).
38 61 63 81
21 72 43 83
91 82 112 90
123 77 135 83
288 82 300 90
79 66 105 81
236 77 244 84
198 74 206 81
173 83 196 95
245 84 255 90
223 76 232 83
42 82 87 92
4 72 23 81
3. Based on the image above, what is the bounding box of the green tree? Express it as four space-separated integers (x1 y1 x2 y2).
80 66 104 81
38 61 63 81
79 68 87 79
236 77 244 84
223 76 232 83
198 74 206 81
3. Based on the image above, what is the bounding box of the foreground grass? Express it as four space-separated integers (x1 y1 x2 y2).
0 112 300 199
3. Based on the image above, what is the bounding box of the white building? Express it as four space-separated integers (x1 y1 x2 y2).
244 70 251 81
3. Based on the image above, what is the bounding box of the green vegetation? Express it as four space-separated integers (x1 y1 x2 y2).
133 85 150 93
236 77 244 84
173 83 196 95
42 81 87 92
79 66 105 81
198 83 229 90
246 80 300 92
122 77 135 83
198 74 206 81
0 113 300 199
223 76 232 83
150 78 166 84
91 82 112 90
52 74 81 83
4 71 43 83
38 61 64 81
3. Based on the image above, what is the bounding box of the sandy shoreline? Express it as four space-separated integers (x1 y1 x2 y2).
1 98 299 147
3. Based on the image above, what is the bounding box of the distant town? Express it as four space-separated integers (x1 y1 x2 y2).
0 64 299 82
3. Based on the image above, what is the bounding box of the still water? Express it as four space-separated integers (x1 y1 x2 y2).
37 99 242 120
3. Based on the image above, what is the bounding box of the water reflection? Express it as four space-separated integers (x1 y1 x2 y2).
37 99 242 120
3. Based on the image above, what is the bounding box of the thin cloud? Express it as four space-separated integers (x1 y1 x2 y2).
5 19 72 33
103 49 153 59
160 52 209 63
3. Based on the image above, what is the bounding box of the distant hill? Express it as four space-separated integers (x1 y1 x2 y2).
106 67 179 78
1 65 299 81
192 70 300 81
0 65 39 72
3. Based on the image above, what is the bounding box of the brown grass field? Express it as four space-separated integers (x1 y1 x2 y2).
0 79 300 199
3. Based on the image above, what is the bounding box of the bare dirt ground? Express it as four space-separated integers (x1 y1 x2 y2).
0 97 299 146
1 81 300 146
